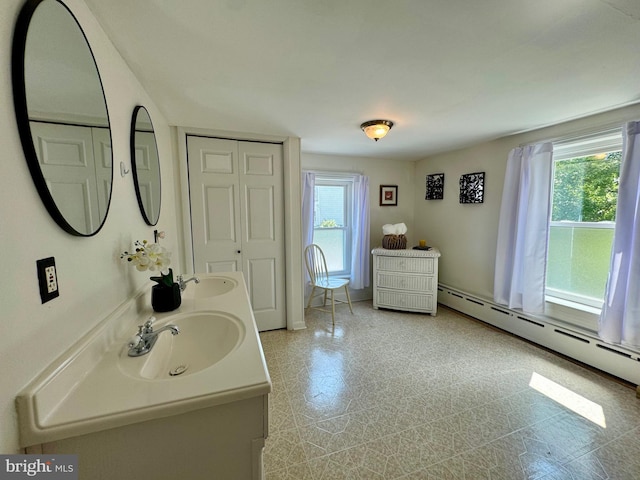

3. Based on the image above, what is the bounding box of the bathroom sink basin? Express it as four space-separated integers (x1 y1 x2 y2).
119 311 245 380
182 275 238 299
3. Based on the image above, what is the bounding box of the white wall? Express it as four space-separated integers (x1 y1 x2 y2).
302 153 415 299
0 0 180 453
413 103 640 302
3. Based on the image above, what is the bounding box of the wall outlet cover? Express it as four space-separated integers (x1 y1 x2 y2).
37 257 59 303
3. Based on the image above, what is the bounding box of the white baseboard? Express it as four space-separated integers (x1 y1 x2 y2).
438 284 640 386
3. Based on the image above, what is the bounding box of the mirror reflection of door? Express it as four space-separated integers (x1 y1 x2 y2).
132 132 161 224
131 106 161 225
29 122 111 234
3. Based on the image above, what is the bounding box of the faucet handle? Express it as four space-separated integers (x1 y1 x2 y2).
128 334 142 349
142 316 156 332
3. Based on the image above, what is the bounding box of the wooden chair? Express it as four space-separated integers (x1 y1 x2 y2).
304 244 353 325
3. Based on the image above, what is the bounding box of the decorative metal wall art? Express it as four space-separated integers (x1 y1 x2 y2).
425 173 444 200
459 172 485 204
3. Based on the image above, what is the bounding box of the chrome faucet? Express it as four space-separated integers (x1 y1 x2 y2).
177 274 200 292
128 317 179 357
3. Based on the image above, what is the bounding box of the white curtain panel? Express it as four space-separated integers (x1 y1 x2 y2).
494 142 553 313
600 121 640 348
301 171 315 282
349 174 370 289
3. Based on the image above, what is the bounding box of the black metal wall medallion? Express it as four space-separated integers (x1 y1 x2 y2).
459 172 485 204
426 173 444 200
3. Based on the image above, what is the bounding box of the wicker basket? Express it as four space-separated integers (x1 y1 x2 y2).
382 234 407 249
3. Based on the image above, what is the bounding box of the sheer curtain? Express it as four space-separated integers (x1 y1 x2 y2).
349 174 370 289
494 142 553 314
301 171 315 249
301 172 315 281
600 121 640 348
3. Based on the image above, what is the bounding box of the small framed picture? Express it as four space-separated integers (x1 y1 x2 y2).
380 185 398 206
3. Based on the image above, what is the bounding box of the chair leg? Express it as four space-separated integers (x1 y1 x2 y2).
330 289 336 325
306 286 316 310
323 289 328 307
344 285 353 314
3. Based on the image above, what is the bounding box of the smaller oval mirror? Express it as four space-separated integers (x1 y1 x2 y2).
130 106 161 225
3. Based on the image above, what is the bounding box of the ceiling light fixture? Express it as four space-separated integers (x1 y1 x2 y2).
360 120 394 142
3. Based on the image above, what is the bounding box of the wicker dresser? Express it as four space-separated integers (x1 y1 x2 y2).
372 247 441 315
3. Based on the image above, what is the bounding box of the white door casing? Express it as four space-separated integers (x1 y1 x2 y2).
187 135 286 331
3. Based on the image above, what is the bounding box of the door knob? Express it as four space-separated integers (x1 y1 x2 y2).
237 250 241 254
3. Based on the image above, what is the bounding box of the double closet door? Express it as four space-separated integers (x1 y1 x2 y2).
186 135 286 331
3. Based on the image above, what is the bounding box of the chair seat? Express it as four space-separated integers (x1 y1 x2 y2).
315 277 349 290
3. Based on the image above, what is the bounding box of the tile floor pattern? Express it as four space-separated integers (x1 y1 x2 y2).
259 302 640 479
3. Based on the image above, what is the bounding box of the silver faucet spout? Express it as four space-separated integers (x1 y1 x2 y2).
177 274 200 292
147 324 180 337
128 322 179 357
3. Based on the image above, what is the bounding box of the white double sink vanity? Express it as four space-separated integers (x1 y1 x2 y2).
16 272 271 480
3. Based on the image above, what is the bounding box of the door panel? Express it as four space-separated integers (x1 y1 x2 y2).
187 136 286 330
245 186 275 240
188 137 242 277
93 130 113 220
206 260 239 273
204 185 237 242
246 257 277 312
30 122 101 233
238 141 285 330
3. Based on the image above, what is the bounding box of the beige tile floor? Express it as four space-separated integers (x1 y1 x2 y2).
259 301 640 479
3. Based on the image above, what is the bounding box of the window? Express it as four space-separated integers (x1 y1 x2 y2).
313 175 353 276
546 130 622 309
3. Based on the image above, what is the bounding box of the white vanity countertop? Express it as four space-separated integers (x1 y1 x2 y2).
16 272 271 447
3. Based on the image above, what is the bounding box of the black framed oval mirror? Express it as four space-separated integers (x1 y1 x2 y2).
130 106 161 226
12 0 113 236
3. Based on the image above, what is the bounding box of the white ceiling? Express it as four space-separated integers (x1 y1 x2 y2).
85 0 640 161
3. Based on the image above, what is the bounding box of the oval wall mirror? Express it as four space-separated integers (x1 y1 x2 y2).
12 0 113 236
130 106 161 225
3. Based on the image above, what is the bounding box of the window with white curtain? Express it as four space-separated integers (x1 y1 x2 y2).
546 129 622 309
313 175 353 276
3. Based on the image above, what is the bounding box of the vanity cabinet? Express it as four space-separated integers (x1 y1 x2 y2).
30 396 268 480
372 247 441 315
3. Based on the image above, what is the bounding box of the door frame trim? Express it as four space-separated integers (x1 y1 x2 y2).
175 127 306 330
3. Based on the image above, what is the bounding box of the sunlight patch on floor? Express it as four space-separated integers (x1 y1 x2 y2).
529 372 606 428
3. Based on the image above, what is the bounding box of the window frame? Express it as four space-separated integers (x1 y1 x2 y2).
312 174 354 277
545 129 622 317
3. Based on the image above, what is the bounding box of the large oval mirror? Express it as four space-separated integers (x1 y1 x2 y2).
12 0 113 236
130 106 161 225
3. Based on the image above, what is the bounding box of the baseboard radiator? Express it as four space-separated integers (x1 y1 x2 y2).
438 284 640 386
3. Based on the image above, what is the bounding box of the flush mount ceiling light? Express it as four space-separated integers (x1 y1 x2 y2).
360 120 394 142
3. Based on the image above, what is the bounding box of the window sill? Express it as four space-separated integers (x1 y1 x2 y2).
544 295 600 332
545 295 601 315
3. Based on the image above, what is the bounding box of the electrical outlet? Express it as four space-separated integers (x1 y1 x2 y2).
37 257 59 303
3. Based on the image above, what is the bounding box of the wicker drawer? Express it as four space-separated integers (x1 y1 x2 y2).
376 290 434 311
376 255 434 274
375 272 434 292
